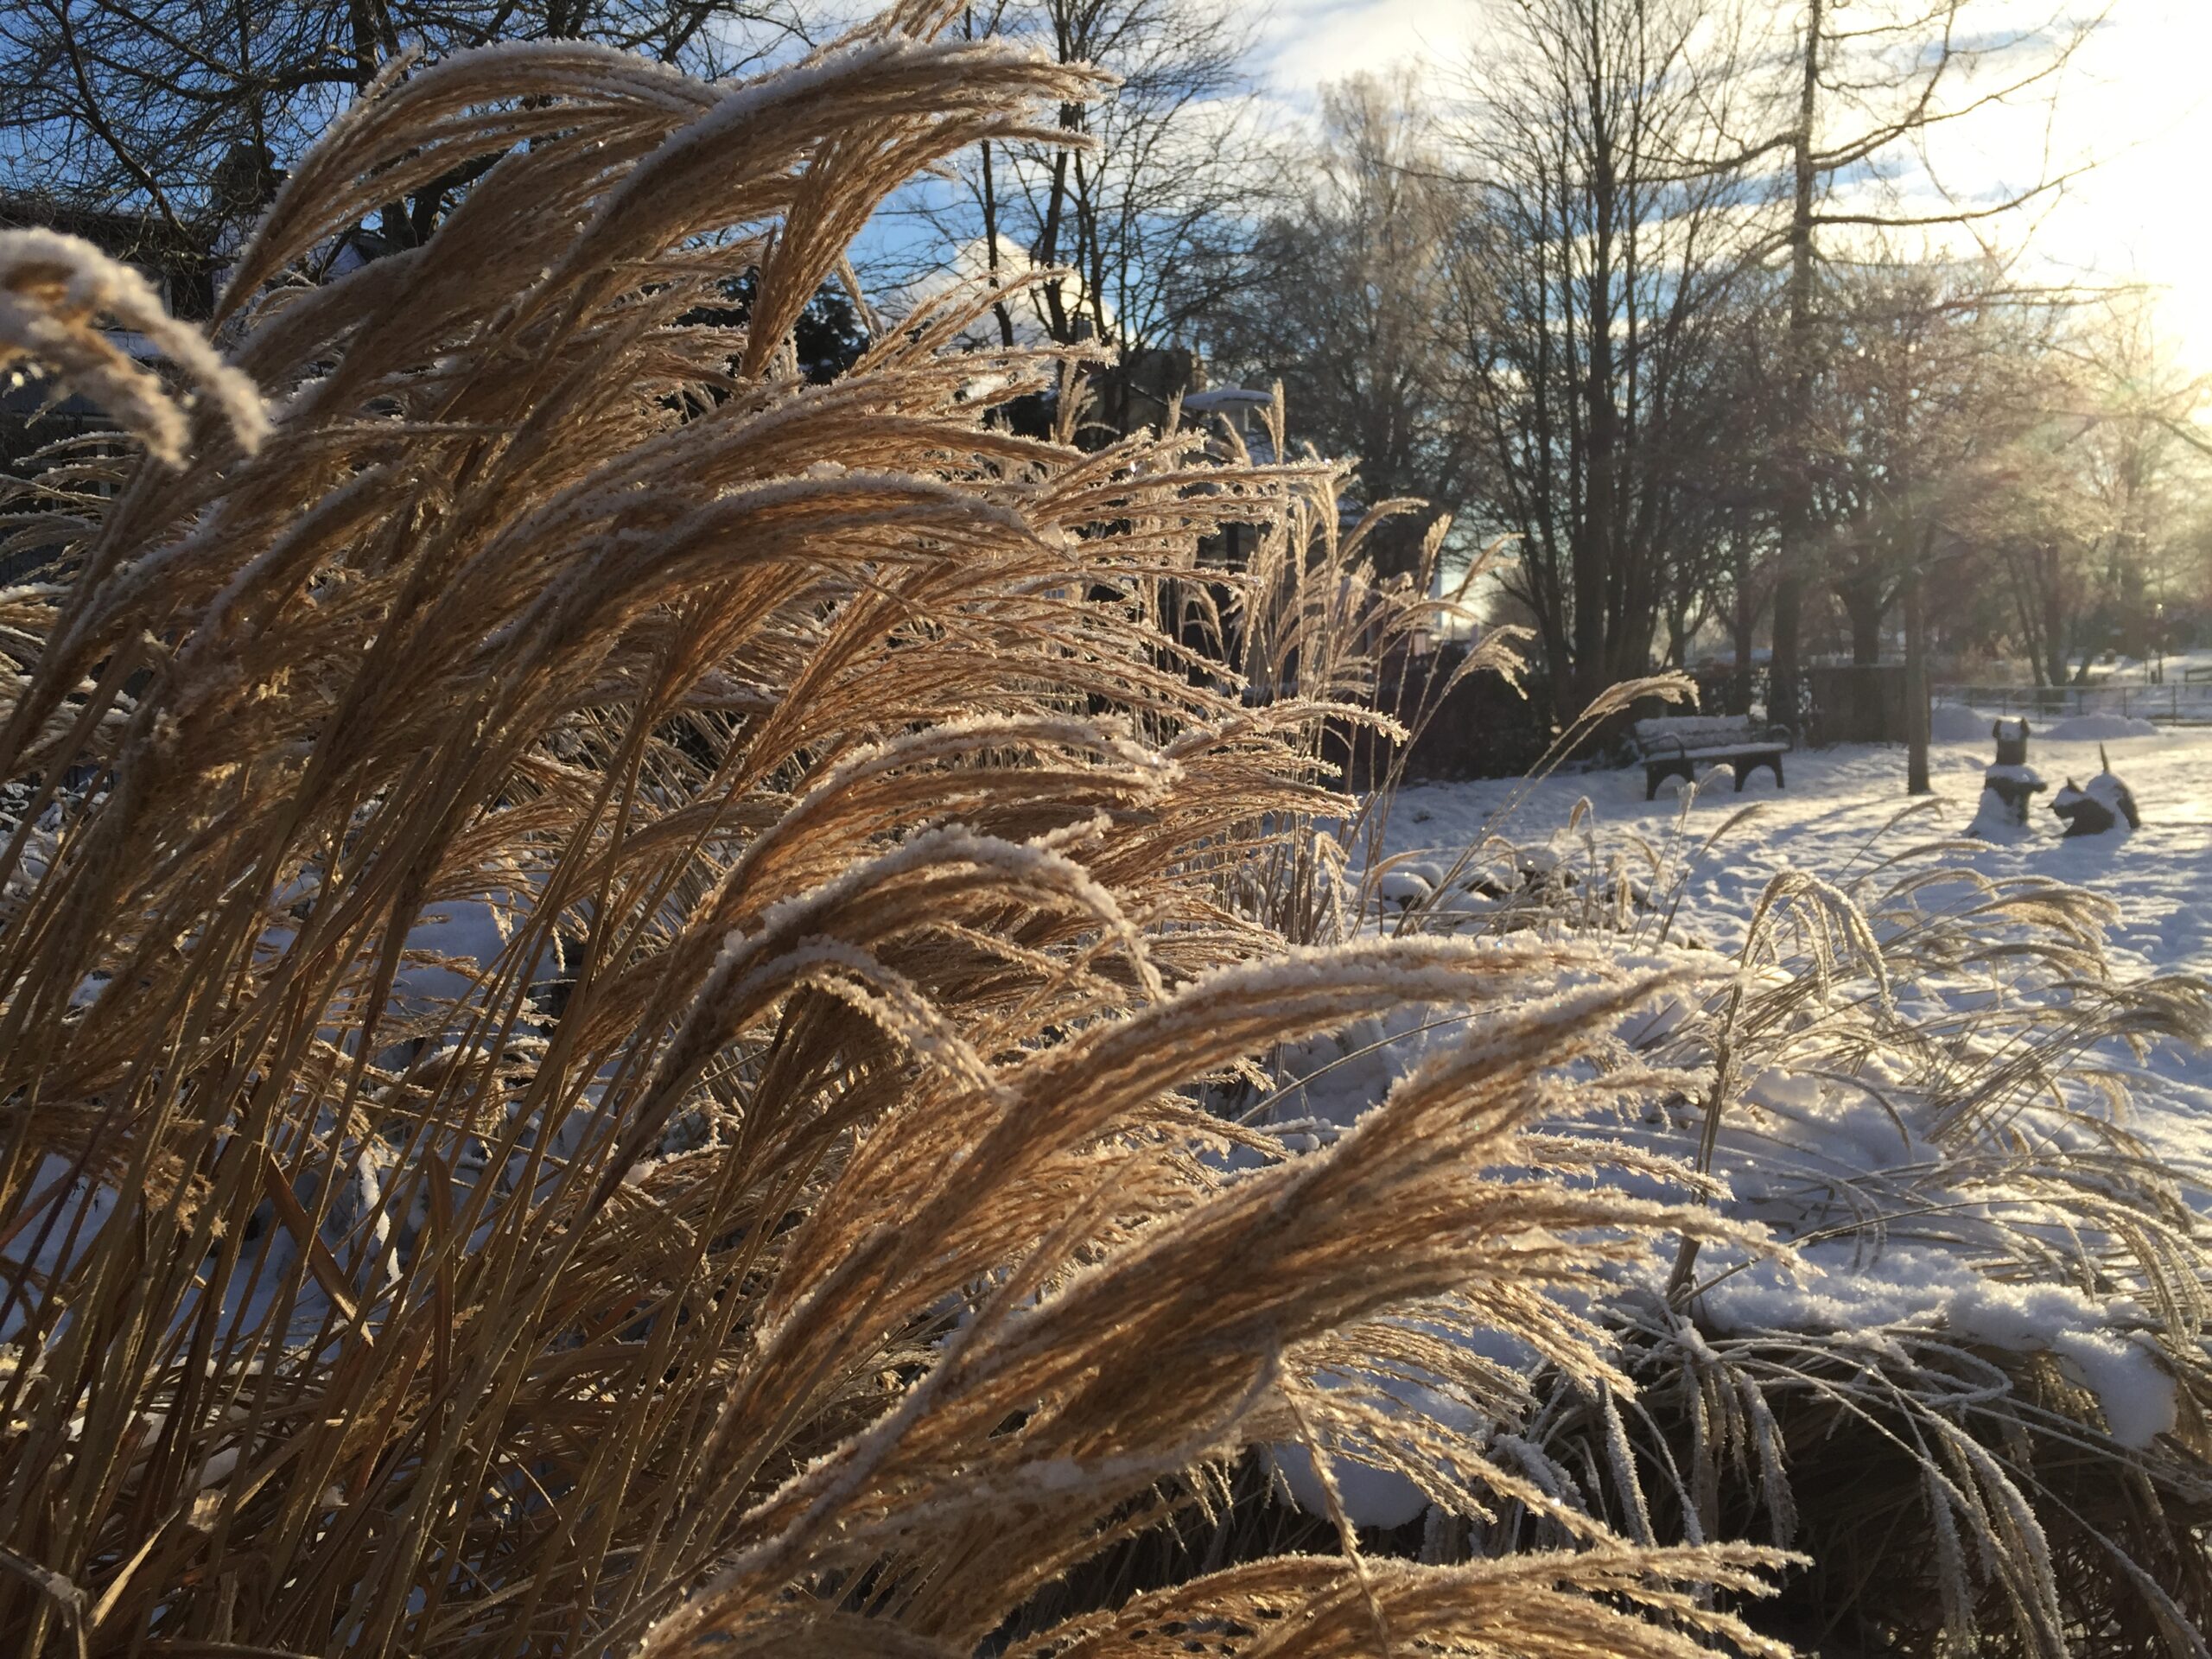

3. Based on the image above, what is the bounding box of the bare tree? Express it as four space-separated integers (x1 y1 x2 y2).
2069 301 2211 670
1710 0 2107 736
892 0 1276 391
0 0 811 254
1815 257 2053 786
1651 273 1786 675
1978 296 2211 687
1200 74 1471 575
1804 255 2031 666
1442 0 1771 715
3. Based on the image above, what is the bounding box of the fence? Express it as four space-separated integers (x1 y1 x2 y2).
1935 682 2212 724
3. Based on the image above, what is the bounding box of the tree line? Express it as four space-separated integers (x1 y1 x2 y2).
893 0 2211 737
7 0 2209 731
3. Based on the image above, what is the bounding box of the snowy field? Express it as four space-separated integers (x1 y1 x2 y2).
1370 721 2212 1186
1239 722 2212 1528
2050 646 2212 686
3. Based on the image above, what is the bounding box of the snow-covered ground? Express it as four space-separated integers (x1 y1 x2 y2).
1377 728 2210 976
1245 726 2212 1526
2052 646 2212 687
1370 723 2212 1182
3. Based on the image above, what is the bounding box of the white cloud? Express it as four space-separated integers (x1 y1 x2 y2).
1252 0 1482 94
1247 0 2212 371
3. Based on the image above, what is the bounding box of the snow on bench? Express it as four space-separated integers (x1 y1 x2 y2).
1629 714 1791 799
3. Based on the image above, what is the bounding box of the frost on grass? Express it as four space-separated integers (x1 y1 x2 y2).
0 227 267 465
0 14 1803 1659
1323 738 2212 1649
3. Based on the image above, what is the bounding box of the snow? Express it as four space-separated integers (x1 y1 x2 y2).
1935 702 2173 744
1968 785 2034 840
1182 387 1275 416
396 893 567 1013
1371 727 2211 1003
1240 722 2212 1516
1376 869 1433 908
1632 715 1781 753
1268 1363 1486 1530
1272 1442 1430 1530
1700 1243 2177 1448
2050 649 2212 687
2043 712 2161 741
1262 999 2186 1459
2085 770 2134 810
1930 702 1993 742
1408 726 2211 1162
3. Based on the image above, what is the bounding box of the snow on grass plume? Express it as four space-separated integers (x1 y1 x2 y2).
1317 774 2212 1650
0 18 1796 1658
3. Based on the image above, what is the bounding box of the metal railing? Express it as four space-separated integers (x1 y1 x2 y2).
1933 682 2212 724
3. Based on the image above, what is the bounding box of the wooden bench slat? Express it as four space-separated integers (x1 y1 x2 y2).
1669 742 1787 759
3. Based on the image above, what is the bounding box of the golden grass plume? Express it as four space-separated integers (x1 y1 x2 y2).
0 7 1783 1656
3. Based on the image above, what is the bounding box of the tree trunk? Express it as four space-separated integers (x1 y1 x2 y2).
977 127 1015 347
1573 138 1619 719
1771 0 1822 739
1838 570 1885 664
2041 543 2068 688
1904 552 1930 793
1730 508 1755 715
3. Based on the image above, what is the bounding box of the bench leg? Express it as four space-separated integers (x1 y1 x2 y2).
1645 766 1662 802
1770 755 1783 790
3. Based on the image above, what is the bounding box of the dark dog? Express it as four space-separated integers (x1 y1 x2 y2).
2050 743 2140 836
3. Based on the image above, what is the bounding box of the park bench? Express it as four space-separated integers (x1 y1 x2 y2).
1629 714 1791 800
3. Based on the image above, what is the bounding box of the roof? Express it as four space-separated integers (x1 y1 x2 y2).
1 194 219 320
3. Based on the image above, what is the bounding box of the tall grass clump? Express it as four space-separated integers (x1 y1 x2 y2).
0 8 1792 1655
1361 785 2212 1654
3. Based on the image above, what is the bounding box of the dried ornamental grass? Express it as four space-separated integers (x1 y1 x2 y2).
1368 785 2212 1654
0 9 1783 1656
0 229 268 468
